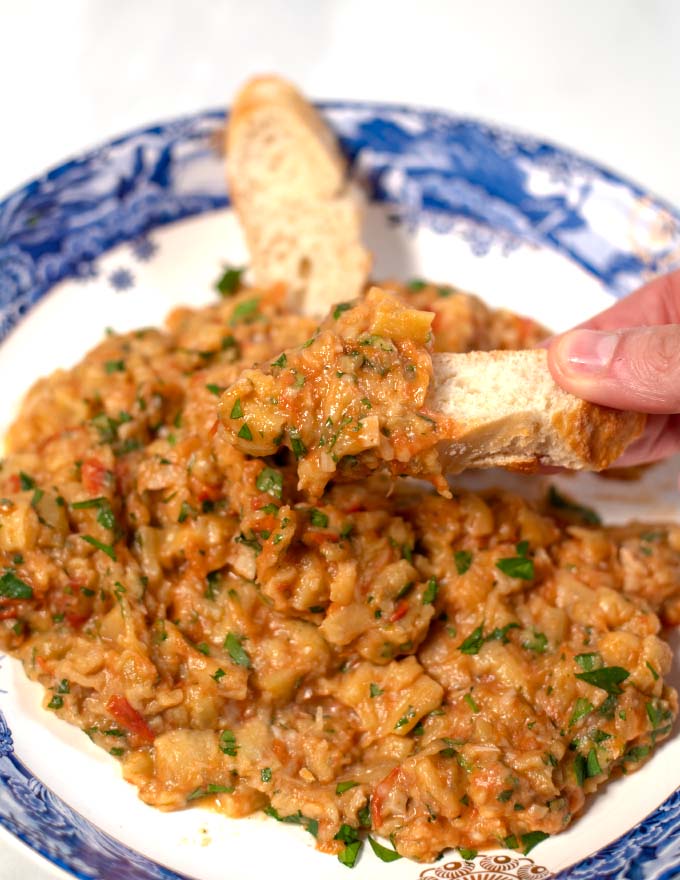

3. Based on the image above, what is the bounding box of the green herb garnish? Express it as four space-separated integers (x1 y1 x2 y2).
187 783 235 800
569 697 594 727
81 535 116 561
523 630 548 653
458 847 478 860
454 550 472 574
216 266 245 296
336 781 359 795
547 486 601 525
368 836 401 862
496 556 534 580
575 666 630 695
219 729 238 756
0 570 33 600
459 624 484 655
224 632 251 668
309 509 329 528
333 303 352 320
256 467 283 499
422 578 438 605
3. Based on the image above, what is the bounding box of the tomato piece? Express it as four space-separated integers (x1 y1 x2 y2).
0 606 20 620
82 458 108 494
197 484 222 503
305 531 340 546
389 599 409 623
106 694 155 743
371 767 402 829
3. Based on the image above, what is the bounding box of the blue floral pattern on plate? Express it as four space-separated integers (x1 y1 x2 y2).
0 102 679 880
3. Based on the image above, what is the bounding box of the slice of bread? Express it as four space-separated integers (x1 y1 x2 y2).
226 76 370 314
430 349 645 472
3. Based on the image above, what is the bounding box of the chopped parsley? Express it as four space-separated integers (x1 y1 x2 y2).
205 383 224 396
289 429 307 459
104 360 125 373
230 298 260 325
256 467 283 499
81 534 116 561
230 398 244 419
261 767 272 783
224 632 251 668
575 652 602 672
0 570 33 600
454 550 473 574
569 697 594 727
211 668 226 682
586 748 602 777
521 831 550 854
48 695 63 710
624 745 651 762
547 486 601 525
19 472 35 490
187 783 235 800
463 693 479 713
309 508 329 528
459 621 519 654
407 278 427 292
458 847 478 860
219 729 238 756
394 706 416 729
367 836 401 862
177 501 196 524
575 666 630 695
272 353 287 369
422 578 438 605
496 555 534 580
369 683 384 698
334 825 362 867
237 423 253 441
459 624 485 655
523 630 548 653
336 781 359 795
265 807 318 837
333 302 352 320
486 622 520 644
215 266 245 296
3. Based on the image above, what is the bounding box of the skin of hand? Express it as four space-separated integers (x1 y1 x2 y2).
547 268 680 467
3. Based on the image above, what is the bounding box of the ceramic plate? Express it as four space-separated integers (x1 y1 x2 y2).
1 103 680 880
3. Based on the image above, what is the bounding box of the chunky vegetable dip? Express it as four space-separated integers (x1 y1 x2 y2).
1 273 678 866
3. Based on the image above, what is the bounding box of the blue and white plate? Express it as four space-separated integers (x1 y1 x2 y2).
1 103 680 880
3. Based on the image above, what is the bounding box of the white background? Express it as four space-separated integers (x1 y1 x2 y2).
1 2 679 878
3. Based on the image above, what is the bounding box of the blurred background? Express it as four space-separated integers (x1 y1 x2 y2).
1 0 680 205
0 2 679 878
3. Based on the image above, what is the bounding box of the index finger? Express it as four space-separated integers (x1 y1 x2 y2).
578 268 680 332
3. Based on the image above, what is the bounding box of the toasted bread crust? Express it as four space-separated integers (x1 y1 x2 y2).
552 401 645 471
430 349 645 473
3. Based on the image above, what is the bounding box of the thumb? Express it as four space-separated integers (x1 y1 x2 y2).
548 325 680 414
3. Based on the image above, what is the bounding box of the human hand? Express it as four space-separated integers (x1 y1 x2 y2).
547 268 680 467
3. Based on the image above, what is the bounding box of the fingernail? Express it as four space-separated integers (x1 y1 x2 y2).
557 329 619 375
